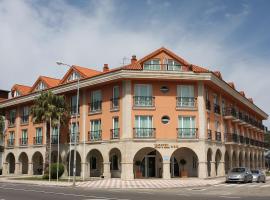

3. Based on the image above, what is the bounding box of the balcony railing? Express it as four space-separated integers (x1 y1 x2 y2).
33 136 43 145
143 63 182 71
110 98 120 110
214 104 221 114
133 128 156 138
176 97 196 108
7 139 14 147
110 128 120 139
51 135 59 144
20 115 29 124
239 135 244 144
207 129 212 140
225 133 238 143
206 100 211 110
20 138 28 146
88 130 102 141
177 128 198 139
215 131 222 142
8 120 16 127
68 133 80 143
133 96 155 107
245 137 250 145
89 101 102 113
223 107 237 117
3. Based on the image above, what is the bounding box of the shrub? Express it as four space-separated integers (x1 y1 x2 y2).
42 173 49 179
50 163 64 179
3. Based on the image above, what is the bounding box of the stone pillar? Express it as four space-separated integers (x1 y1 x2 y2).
81 162 88 180
198 162 208 178
197 81 206 139
15 162 20 175
219 161 225 176
28 163 33 175
121 80 132 139
121 162 134 180
211 162 216 177
103 162 111 178
162 161 171 179
2 162 8 175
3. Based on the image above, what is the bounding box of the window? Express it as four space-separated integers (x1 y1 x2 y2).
178 116 196 138
110 155 119 170
21 129 28 145
134 84 153 107
71 95 79 115
213 94 220 114
8 131 15 146
213 94 219 105
90 120 101 140
134 116 154 138
177 85 195 107
167 59 181 71
215 120 220 132
161 116 170 124
160 86 169 93
9 109 16 126
14 90 20 97
112 117 119 139
36 81 46 91
21 106 29 124
70 123 79 143
112 86 120 109
143 59 160 70
51 126 59 144
90 90 102 112
222 99 226 114
68 71 80 82
35 128 42 144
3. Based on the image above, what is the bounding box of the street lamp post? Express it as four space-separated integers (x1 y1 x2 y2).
56 62 79 187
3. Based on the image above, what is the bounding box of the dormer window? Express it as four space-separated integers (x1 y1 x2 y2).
68 71 80 82
13 90 21 97
36 82 46 91
143 59 160 70
167 59 181 71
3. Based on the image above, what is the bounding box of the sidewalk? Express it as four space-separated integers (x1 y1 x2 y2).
0 176 225 189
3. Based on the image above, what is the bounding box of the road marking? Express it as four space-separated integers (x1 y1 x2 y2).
219 196 241 199
0 186 128 200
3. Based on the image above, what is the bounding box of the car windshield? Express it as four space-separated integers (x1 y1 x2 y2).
231 168 245 173
251 170 259 174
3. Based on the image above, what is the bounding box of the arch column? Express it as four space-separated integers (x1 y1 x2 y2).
163 161 171 179
2 162 8 175
198 162 208 178
103 162 111 178
28 163 33 175
210 162 216 177
81 162 89 179
121 162 134 180
15 162 20 175
219 161 225 176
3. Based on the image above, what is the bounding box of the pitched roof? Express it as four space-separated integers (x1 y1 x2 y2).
60 65 101 84
31 76 60 92
11 84 31 95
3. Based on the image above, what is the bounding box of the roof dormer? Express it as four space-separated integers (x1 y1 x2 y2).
31 76 60 93
11 84 31 98
35 81 47 91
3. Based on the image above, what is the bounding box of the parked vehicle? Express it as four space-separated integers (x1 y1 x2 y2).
251 170 266 183
226 167 253 183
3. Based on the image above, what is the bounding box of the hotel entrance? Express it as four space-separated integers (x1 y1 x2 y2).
133 147 163 178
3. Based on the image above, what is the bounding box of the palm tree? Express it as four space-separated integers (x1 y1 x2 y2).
0 115 4 134
31 91 70 176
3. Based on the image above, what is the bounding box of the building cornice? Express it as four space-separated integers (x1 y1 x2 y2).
0 70 268 119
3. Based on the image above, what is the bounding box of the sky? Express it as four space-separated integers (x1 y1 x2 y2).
0 0 269 126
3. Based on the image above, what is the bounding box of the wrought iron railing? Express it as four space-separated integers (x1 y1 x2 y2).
177 128 198 139
133 96 155 107
133 128 156 138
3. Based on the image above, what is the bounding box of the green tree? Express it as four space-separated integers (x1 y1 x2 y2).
30 91 70 172
0 115 4 134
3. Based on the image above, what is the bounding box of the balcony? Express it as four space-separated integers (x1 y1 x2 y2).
214 104 221 114
245 137 250 145
51 135 59 144
206 100 211 111
207 129 212 140
20 138 28 146
143 63 182 71
7 139 14 147
215 131 222 142
33 136 43 145
110 128 120 139
176 97 196 109
20 115 29 125
225 133 239 143
88 130 102 141
68 133 80 143
133 128 156 139
8 120 16 128
223 107 237 119
89 101 102 113
133 96 155 108
239 135 245 144
177 128 198 139
110 98 120 111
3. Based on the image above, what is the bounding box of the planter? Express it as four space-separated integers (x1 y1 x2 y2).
181 170 188 178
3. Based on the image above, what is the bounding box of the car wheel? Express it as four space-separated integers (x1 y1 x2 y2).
257 177 260 183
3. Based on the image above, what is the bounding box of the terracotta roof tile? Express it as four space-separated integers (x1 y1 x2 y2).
191 65 209 73
11 84 31 95
40 76 61 88
73 65 101 77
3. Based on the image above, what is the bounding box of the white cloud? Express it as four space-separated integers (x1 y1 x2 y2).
0 0 269 126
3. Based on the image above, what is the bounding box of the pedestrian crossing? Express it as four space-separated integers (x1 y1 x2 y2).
213 183 270 188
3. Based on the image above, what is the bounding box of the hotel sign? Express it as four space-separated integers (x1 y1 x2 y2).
154 144 179 149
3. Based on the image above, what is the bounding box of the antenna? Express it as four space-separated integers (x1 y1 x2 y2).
121 56 129 66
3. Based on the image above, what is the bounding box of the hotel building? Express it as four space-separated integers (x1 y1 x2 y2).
0 47 268 180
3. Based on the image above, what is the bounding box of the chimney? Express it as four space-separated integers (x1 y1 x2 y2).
131 55 137 64
103 64 109 72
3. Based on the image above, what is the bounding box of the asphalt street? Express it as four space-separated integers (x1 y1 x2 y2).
0 181 270 200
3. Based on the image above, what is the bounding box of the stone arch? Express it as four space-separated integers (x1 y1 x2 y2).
224 151 229 174
6 152 15 174
66 150 81 176
215 149 222 176
32 151 43 175
51 151 62 163
18 152 28 174
133 147 163 178
207 148 213 177
232 151 237 168
109 148 121 178
170 147 198 178
87 149 104 177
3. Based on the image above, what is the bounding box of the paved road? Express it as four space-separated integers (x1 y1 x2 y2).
0 181 270 200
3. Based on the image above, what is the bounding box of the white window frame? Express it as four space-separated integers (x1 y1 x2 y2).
178 116 196 138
